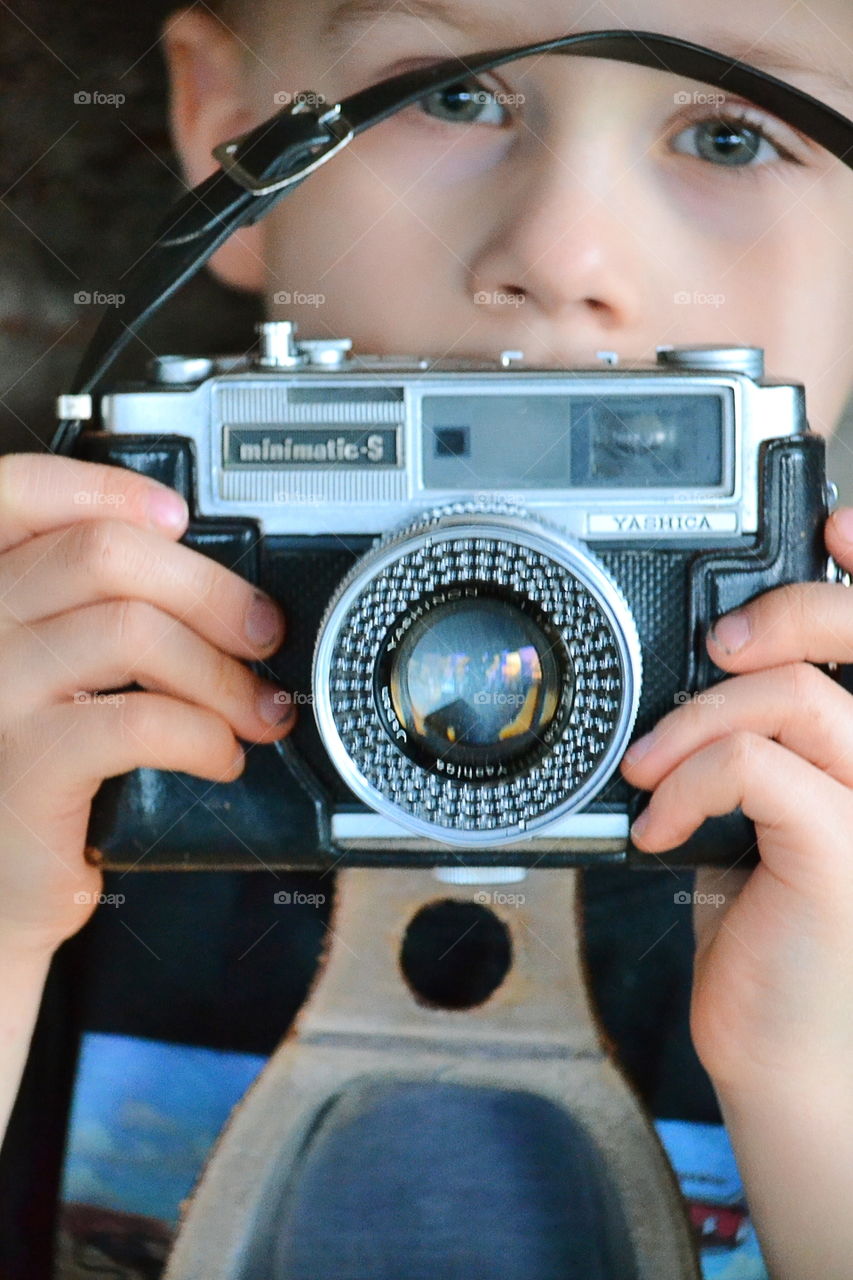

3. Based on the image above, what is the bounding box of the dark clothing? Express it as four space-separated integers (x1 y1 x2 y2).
76 863 721 1124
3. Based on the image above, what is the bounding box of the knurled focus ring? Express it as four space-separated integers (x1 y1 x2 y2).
323 533 630 836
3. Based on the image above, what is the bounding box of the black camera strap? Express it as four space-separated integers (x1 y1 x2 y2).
51 27 853 454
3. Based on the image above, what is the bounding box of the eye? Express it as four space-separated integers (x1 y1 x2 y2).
418 76 511 127
670 112 800 168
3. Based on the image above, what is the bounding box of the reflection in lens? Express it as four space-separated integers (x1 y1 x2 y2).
387 595 570 768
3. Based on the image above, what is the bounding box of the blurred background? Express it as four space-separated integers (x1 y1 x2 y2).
0 0 261 458
1 0 852 485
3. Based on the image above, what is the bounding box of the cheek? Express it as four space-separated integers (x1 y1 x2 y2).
261 179 462 348
717 243 853 430
259 132 505 330
731 209 853 372
264 154 429 269
659 161 813 244
661 174 853 350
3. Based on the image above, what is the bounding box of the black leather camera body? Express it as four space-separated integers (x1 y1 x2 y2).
65 324 835 873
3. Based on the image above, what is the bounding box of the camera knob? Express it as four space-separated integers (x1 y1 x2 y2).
296 338 353 367
150 355 214 384
656 344 765 380
256 320 302 368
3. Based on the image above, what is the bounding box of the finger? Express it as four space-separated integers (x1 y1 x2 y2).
7 693 247 801
2 601 297 742
621 663 853 791
0 518 285 658
629 730 853 900
825 506 853 568
0 454 190 553
705 578 853 671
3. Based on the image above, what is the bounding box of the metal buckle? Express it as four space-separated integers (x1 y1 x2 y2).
213 95 354 197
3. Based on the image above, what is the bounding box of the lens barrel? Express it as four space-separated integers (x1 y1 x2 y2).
313 503 641 847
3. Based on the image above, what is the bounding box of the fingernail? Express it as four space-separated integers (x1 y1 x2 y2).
147 486 188 532
710 609 751 654
257 683 296 727
833 508 853 541
631 809 651 841
624 728 657 766
245 592 284 649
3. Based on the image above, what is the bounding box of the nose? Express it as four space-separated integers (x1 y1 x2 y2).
467 144 652 349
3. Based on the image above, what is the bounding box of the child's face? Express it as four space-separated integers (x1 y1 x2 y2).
166 0 853 434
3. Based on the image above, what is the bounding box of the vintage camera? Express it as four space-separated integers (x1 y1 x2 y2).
69 322 835 872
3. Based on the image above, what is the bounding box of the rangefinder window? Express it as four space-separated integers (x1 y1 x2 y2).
423 391 727 490
570 394 725 488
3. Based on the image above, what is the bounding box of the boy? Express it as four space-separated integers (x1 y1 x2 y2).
1 0 853 1275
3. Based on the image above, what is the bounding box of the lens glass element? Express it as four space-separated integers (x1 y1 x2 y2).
387 594 570 769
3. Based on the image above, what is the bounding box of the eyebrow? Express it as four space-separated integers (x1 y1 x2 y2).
701 29 853 100
322 1 853 101
323 0 492 45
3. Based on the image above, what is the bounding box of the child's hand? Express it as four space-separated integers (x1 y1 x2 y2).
619 509 853 1096
0 454 295 956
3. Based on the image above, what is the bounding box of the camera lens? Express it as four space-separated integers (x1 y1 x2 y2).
313 505 641 847
383 592 571 772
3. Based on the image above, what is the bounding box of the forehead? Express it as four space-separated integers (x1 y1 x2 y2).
315 0 853 105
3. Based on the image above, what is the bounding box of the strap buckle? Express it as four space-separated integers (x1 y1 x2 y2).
213 95 354 197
